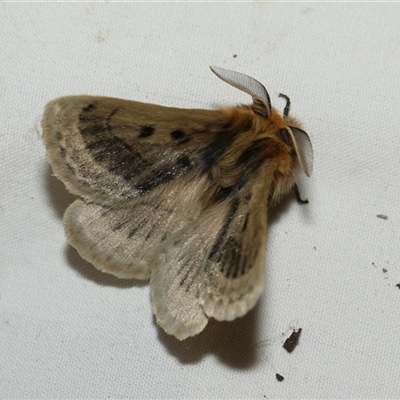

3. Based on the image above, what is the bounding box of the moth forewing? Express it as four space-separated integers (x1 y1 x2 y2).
42 67 313 340
42 95 228 202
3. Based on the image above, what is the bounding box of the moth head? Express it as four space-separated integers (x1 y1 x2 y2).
210 66 313 178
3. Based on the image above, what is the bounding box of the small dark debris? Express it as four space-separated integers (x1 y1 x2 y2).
396 283 400 289
276 373 284 382
382 268 388 273
233 54 237 58
377 214 388 220
283 328 302 353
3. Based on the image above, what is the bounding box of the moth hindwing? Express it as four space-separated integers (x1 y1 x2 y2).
42 67 313 340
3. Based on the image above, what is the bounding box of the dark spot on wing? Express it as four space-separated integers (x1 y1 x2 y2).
170 130 185 140
78 103 100 122
139 125 155 138
82 103 96 112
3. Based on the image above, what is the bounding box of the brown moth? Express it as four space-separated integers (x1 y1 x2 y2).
42 66 313 340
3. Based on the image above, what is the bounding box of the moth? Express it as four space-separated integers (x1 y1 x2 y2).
42 66 313 340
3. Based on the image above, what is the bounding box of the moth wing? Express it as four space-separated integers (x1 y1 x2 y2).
64 200 154 279
42 96 228 203
151 162 272 340
63 174 209 279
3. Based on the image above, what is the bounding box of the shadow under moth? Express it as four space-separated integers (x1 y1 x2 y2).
42 66 313 340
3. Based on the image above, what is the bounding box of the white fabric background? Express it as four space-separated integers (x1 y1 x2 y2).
1 2 400 399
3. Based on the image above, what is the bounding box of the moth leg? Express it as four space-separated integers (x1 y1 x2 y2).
294 184 309 204
279 93 291 117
